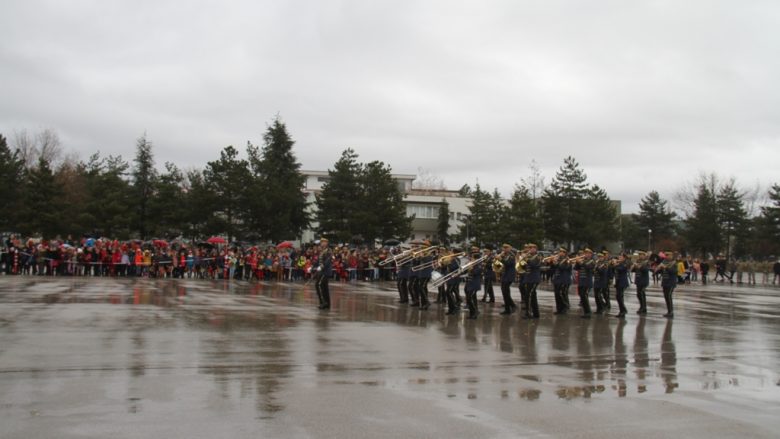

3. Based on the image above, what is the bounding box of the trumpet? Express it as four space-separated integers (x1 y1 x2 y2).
431 255 488 289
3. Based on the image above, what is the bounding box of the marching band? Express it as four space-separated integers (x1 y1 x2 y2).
371 239 679 320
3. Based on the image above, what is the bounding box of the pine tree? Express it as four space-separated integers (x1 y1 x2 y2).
247 118 309 241
458 184 493 246
316 149 411 243
636 190 677 243
717 180 748 259
0 134 24 230
22 157 65 237
150 162 186 239
505 184 544 246
541 156 589 249
81 154 132 238
182 169 221 240
437 199 450 245
761 183 780 242
316 148 363 243
131 134 157 239
684 183 721 258
581 184 619 249
203 145 250 241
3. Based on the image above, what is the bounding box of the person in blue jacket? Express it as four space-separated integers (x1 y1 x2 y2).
631 251 651 315
551 248 572 314
575 248 596 318
521 243 542 319
313 238 333 310
612 253 630 318
658 251 678 318
464 246 483 319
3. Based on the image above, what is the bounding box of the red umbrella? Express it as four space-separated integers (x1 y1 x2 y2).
207 236 226 244
153 239 168 248
276 241 294 249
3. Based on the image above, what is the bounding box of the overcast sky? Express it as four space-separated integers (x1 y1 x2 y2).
2 0 778 213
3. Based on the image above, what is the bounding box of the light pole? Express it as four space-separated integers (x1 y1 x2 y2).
648 229 653 253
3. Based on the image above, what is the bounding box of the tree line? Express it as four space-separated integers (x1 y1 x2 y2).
1 121 778 258
450 157 780 259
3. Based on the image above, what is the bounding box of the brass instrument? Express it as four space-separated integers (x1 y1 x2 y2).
378 248 413 266
413 251 464 272
492 257 504 274
431 255 488 289
394 245 441 266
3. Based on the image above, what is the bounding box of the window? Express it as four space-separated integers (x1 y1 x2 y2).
406 204 438 219
448 212 454 220
456 212 463 220
317 176 331 182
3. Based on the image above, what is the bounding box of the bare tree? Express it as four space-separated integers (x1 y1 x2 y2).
520 159 546 201
13 128 63 169
674 171 721 218
412 166 445 192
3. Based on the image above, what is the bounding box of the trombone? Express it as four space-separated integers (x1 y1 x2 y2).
393 245 441 266
431 255 489 289
378 248 413 266
412 251 465 271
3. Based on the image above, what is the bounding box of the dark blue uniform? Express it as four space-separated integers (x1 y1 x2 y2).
482 252 495 302
396 252 411 303
660 259 677 317
314 247 333 309
444 258 461 314
498 253 517 315
521 254 542 318
613 259 630 317
593 260 610 313
465 257 483 319
575 258 595 317
552 258 572 313
632 259 650 314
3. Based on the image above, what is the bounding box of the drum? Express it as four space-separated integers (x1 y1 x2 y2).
431 270 443 283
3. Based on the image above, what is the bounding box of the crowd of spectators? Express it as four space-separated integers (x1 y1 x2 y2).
0 235 398 282
2 235 780 287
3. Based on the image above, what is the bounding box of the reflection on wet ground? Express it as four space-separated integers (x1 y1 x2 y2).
1 277 779 438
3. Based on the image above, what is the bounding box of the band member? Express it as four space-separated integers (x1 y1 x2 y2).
313 238 333 309
657 251 677 318
613 253 630 318
593 251 610 314
408 242 420 306
575 248 595 318
498 243 517 315
464 246 483 319
481 246 495 303
521 243 542 319
396 247 411 303
415 240 434 310
551 248 571 314
631 251 651 314
443 250 462 315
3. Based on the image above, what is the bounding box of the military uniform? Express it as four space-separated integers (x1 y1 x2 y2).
521 245 542 319
659 253 677 318
613 256 630 318
632 254 651 314
314 239 333 309
498 245 517 315
575 251 595 318
464 249 483 319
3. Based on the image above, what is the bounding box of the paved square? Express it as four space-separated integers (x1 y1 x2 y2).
1 277 778 438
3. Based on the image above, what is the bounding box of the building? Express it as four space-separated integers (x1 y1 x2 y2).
300 170 471 244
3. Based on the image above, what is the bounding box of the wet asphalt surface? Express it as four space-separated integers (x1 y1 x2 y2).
0 276 778 438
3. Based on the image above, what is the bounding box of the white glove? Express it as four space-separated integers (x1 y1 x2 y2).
317 266 322 272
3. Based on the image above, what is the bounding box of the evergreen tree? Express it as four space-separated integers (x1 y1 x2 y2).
150 162 186 239
541 156 589 249
316 148 363 242
761 183 780 243
458 184 493 245
505 184 544 246
131 134 157 239
316 149 411 243
717 180 748 259
437 199 450 245
21 157 65 237
620 214 645 251
684 183 721 258
247 118 309 241
636 190 677 243
80 154 132 238
581 184 619 249
182 169 222 240
0 134 24 230
203 145 250 241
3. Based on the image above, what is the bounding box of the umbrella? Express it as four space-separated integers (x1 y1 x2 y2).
207 236 226 244
383 238 401 246
276 241 294 249
153 239 168 248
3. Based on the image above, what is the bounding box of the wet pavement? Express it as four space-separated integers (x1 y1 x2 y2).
0 277 778 438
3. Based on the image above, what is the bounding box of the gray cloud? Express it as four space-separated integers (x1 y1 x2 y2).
2 0 779 213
